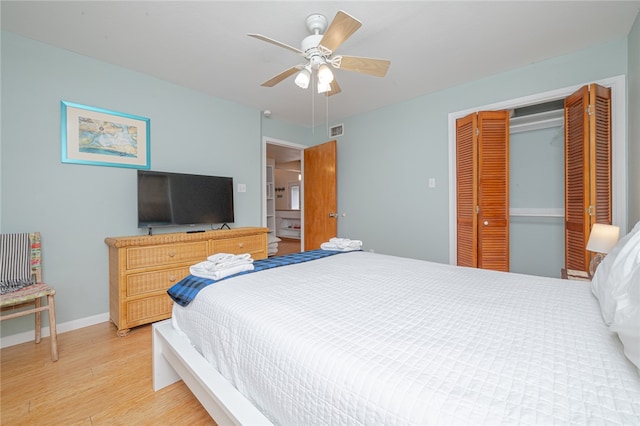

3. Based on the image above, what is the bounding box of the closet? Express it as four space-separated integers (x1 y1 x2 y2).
456 83 611 276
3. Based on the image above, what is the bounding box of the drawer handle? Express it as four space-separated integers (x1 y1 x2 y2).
169 275 177 282
168 250 176 257
238 242 244 248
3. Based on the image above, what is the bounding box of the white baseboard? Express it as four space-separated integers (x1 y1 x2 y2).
0 312 110 349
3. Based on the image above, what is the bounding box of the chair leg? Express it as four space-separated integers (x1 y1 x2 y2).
47 294 58 362
35 297 42 344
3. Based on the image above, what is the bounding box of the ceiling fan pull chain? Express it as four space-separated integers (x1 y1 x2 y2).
311 72 315 134
326 92 330 136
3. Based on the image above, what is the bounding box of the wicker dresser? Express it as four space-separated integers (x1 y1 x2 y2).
105 227 268 336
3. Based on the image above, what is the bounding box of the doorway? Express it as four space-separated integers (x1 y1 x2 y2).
263 137 305 256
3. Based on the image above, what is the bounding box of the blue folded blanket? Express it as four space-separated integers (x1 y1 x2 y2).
168 249 351 307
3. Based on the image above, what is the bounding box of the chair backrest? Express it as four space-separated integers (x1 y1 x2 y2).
0 232 42 289
29 232 42 284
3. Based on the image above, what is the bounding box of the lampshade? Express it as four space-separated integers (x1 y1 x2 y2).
586 223 620 254
294 67 311 89
317 63 334 84
317 80 331 94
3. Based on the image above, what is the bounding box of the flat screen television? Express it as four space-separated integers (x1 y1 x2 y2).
137 170 234 229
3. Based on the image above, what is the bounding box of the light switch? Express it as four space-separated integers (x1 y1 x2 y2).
238 183 246 193
428 178 436 188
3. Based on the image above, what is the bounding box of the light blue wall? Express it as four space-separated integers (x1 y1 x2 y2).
1 29 635 338
262 117 312 145
335 39 628 262
0 32 301 337
629 13 640 227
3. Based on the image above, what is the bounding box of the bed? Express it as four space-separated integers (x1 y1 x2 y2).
153 230 640 425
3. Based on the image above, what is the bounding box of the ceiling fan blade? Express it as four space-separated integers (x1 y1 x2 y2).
335 55 390 77
261 66 301 87
319 10 362 53
325 79 342 97
248 33 303 55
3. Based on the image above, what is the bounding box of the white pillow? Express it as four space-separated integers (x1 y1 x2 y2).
591 221 640 324
610 263 640 370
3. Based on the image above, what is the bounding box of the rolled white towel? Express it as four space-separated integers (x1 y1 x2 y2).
329 237 362 248
190 262 254 280
320 242 338 250
203 253 253 270
323 238 362 250
207 253 235 263
213 253 252 270
191 260 216 272
321 244 359 252
321 240 362 252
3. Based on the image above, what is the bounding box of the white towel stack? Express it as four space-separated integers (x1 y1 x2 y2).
320 237 362 252
190 253 254 280
267 233 281 256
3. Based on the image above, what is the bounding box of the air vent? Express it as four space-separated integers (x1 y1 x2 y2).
329 124 344 138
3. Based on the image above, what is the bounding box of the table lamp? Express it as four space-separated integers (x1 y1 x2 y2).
586 223 620 276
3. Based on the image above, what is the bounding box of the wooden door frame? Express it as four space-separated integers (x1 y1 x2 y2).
262 136 306 247
447 75 627 265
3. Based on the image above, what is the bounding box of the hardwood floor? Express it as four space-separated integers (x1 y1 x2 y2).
1 322 214 425
275 237 301 256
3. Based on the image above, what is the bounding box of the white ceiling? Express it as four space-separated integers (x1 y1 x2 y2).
2 1 639 128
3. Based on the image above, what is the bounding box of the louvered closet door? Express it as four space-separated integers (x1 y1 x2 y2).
456 111 509 271
589 84 612 225
477 111 510 272
564 84 611 272
456 113 478 267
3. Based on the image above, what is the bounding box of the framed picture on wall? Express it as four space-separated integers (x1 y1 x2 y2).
60 100 150 169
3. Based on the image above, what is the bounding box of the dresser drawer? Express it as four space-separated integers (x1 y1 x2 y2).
126 241 207 270
126 266 190 297
125 294 173 326
211 234 265 256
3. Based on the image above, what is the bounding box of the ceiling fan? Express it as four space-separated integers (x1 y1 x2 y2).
248 10 391 96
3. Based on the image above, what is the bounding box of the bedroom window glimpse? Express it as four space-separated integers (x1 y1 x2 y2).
290 184 300 210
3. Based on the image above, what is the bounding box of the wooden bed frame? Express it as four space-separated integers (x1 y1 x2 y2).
152 319 273 425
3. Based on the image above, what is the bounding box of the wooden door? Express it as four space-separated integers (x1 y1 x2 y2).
304 140 337 250
477 111 510 271
564 84 611 272
456 113 478 267
456 111 510 271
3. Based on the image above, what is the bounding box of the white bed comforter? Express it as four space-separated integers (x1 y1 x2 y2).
172 251 640 425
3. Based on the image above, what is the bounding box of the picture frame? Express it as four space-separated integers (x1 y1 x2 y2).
61 100 150 169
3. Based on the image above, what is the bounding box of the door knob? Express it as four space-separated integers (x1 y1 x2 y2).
483 220 489 226
329 212 338 218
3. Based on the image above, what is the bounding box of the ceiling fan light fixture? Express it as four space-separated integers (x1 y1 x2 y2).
317 63 334 84
317 80 331 94
294 67 311 89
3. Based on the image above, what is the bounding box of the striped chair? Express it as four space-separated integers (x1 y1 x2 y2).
0 232 58 361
